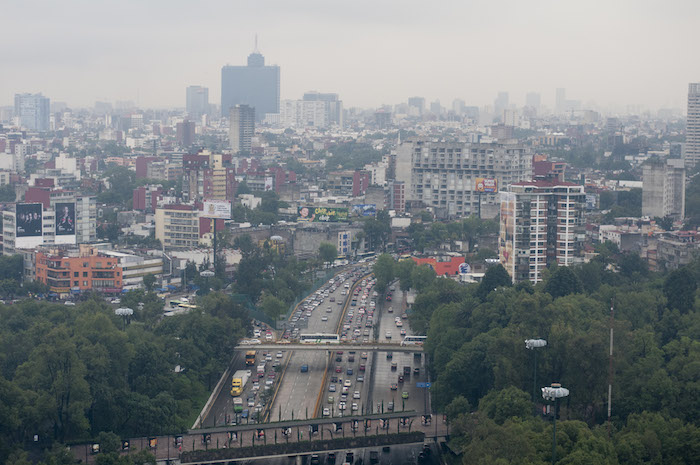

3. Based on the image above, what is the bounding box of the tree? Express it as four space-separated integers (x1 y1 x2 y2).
142 274 156 292
319 242 337 266
410 264 435 292
663 267 696 313
373 254 395 292
0 184 16 202
259 294 287 320
395 259 416 292
478 386 532 425
545 266 583 298
476 264 512 300
445 395 471 423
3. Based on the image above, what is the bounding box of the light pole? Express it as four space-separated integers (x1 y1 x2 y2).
200 269 214 295
525 338 547 405
542 383 570 465
114 307 133 330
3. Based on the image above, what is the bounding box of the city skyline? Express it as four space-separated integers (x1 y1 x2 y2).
1 0 699 111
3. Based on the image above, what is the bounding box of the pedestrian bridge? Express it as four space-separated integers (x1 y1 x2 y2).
235 343 423 353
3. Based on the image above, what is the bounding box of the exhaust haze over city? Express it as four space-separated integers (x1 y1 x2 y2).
2 0 700 110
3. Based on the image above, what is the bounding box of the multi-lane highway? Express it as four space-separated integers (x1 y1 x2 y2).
204 262 431 431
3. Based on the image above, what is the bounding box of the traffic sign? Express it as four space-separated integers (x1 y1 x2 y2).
416 382 431 388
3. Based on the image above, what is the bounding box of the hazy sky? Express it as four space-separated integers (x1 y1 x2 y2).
2 0 699 111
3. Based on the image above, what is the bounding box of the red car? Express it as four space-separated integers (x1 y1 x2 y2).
335 366 342 373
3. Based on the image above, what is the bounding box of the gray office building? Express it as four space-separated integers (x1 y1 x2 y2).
229 105 255 154
302 91 343 127
186 86 209 118
221 49 280 122
686 83 700 167
14 93 50 131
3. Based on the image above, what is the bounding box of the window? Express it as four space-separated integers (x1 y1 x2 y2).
74 272 79 277
83 272 88 277
83 262 89 268
83 281 88 286
73 281 79 286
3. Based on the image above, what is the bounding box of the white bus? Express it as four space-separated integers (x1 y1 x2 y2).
401 335 427 346
299 333 340 344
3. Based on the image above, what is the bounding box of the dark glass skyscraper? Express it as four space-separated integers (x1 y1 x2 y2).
221 49 280 122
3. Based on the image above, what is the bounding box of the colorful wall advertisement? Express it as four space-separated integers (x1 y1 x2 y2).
203 200 231 219
55 203 76 235
297 206 349 222
264 177 274 191
475 178 498 193
351 204 377 216
16 203 43 237
499 192 516 280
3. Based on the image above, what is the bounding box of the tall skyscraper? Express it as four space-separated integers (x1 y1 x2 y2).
221 46 280 121
494 92 509 119
229 105 255 154
186 86 209 118
555 88 566 114
14 93 50 131
686 83 700 167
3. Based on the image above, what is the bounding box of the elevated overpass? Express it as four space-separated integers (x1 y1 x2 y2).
235 343 423 353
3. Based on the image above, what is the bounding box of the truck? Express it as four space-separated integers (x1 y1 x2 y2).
245 350 256 366
233 397 243 413
230 370 251 396
257 364 266 377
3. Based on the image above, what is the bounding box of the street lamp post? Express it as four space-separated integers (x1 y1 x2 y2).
525 338 547 405
114 307 133 330
542 383 570 465
200 269 215 295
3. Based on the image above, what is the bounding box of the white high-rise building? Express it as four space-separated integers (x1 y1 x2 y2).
686 83 700 167
642 158 685 220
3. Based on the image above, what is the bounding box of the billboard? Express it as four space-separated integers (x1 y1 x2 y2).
351 204 377 217
297 206 349 223
55 203 76 236
203 200 231 219
475 178 498 193
264 176 274 191
499 192 516 279
16 203 43 237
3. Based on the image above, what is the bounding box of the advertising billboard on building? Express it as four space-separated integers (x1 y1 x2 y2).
475 178 498 193
203 200 231 219
55 202 77 245
264 177 274 191
351 204 377 217
297 206 349 222
16 203 43 237
55 203 76 235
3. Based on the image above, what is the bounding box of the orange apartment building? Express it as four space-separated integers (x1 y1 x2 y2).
35 246 123 296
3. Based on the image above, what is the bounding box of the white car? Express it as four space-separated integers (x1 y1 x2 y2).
344 380 352 387
353 391 361 399
352 403 359 411
276 351 283 358
339 402 346 410
323 408 330 416
322 316 328 321
385 331 392 339
265 333 273 341
111 299 121 304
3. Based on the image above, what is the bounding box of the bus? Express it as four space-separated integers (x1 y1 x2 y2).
245 350 256 366
178 303 198 310
299 333 340 344
401 335 427 346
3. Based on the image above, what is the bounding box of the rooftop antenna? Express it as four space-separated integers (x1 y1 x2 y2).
254 34 259 53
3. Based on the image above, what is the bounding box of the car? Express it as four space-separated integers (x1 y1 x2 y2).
398 375 404 383
402 313 408 319
387 402 394 411
353 391 361 399
336 355 342 362
265 378 274 385
385 331 392 339
248 398 255 407
342 386 349 394
361 352 368 359
111 299 121 304
344 380 352 387
352 402 359 411
347 368 353 375
341 394 348 402
276 351 283 358
241 409 249 419
414 367 420 375
356 375 364 382
400 329 407 336
348 355 355 362
391 361 397 370
328 395 335 404
331 376 338 383
64 301 76 306
402 391 409 399
359 364 366 371
265 334 273 341
329 384 336 392
390 383 398 390
323 408 330 416
337 351 343 355
335 366 342 373
387 306 393 313
386 352 393 359
265 354 272 361
396 321 403 327
339 402 346 410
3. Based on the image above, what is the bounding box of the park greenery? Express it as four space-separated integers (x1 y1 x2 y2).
0 291 249 464
374 249 700 464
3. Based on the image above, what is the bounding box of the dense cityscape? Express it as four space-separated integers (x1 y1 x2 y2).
1 2 700 465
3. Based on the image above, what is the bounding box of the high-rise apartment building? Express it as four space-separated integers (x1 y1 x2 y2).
395 139 533 218
186 86 209 118
155 204 200 249
494 92 509 118
14 93 50 131
221 48 280 121
176 120 196 147
642 158 685 220
303 91 343 127
499 180 585 284
229 105 255 153
686 83 700 167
